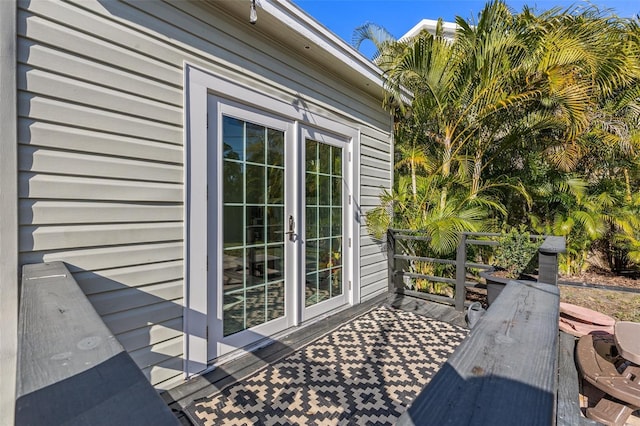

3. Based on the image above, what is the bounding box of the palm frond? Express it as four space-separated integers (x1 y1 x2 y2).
352 22 396 58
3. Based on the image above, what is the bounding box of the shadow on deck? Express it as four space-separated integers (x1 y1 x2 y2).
164 293 468 425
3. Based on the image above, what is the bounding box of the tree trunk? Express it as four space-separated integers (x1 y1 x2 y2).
411 159 417 202
470 150 482 199
440 136 452 210
442 137 452 177
624 168 632 203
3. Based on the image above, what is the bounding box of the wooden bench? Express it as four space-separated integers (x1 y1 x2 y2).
16 262 179 426
397 280 561 425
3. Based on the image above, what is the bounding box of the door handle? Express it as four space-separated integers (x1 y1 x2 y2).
284 215 295 241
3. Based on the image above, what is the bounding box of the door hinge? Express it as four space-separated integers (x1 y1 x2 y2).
348 152 351 162
348 195 351 205
349 280 352 290
348 238 351 248
206 113 209 129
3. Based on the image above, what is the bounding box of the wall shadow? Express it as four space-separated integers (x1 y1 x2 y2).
17 261 297 422
400 362 556 425
15 352 177 426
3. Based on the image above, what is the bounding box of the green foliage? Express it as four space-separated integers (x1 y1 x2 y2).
364 173 491 256
493 226 542 278
357 1 640 275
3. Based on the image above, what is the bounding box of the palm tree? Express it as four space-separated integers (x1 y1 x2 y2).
365 172 490 255
520 7 640 171
393 122 435 201
352 22 396 60
359 1 640 272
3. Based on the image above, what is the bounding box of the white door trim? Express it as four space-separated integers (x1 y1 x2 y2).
207 98 296 359
299 125 351 322
184 63 360 377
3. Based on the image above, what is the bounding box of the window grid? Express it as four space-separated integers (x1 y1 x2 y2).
305 140 343 307
222 116 285 336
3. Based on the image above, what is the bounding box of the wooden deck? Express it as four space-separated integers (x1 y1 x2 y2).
19 262 584 426
165 283 620 426
387 293 467 327
163 294 467 424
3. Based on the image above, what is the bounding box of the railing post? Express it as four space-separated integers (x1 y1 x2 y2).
455 233 467 311
538 236 566 285
387 229 396 294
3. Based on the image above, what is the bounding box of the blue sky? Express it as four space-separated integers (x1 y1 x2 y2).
294 0 640 57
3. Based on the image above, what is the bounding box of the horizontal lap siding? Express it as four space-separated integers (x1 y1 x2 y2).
19 242 185 275
18 0 391 389
18 0 185 389
360 130 392 302
126 0 390 130
19 120 183 162
20 201 183 225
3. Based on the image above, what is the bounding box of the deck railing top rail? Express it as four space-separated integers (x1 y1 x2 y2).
16 262 178 426
387 229 565 311
397 280 561 425
539 235 567 254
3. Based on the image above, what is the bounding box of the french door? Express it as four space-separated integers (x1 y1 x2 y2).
300 126 348 321
208 98 349 360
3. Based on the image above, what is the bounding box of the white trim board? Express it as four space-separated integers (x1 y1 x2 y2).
0 1 19 424
184 62 361 377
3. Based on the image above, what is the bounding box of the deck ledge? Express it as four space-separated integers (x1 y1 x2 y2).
16 262 178 426
398 280 560 425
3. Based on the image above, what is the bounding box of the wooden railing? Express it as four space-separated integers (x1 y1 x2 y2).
397 280 561 425
387 229 565 311
389 230 578 425
16 262 179 426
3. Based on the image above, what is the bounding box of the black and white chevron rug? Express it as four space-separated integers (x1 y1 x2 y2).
185 306 468 425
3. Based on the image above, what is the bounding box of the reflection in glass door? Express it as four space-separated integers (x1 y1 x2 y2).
221 116 286 337
206 96 354 363
304 138 344 310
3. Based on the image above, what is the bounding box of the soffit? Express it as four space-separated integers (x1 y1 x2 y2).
208 0 386 101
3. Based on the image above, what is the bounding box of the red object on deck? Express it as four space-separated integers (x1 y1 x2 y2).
558 302 616 337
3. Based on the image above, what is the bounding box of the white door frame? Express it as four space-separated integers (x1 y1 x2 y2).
184 63 360 377
207 98 297 359
299 125 351 322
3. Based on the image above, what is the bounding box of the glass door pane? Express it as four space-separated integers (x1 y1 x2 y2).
222 116 286 337
304 139 343 307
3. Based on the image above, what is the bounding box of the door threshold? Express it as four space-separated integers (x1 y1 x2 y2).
208 301 352 370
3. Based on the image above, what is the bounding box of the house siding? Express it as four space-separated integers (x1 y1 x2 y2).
17 0 391 389
360 130 393 301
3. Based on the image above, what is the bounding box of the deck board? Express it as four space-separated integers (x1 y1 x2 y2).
388 294 467 327
398 281 560 426
557 331 599 426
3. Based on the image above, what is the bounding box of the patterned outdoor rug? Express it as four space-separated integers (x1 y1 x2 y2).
185 306 468 425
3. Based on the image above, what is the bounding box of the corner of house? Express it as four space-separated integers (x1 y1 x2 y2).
0 1 19 424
